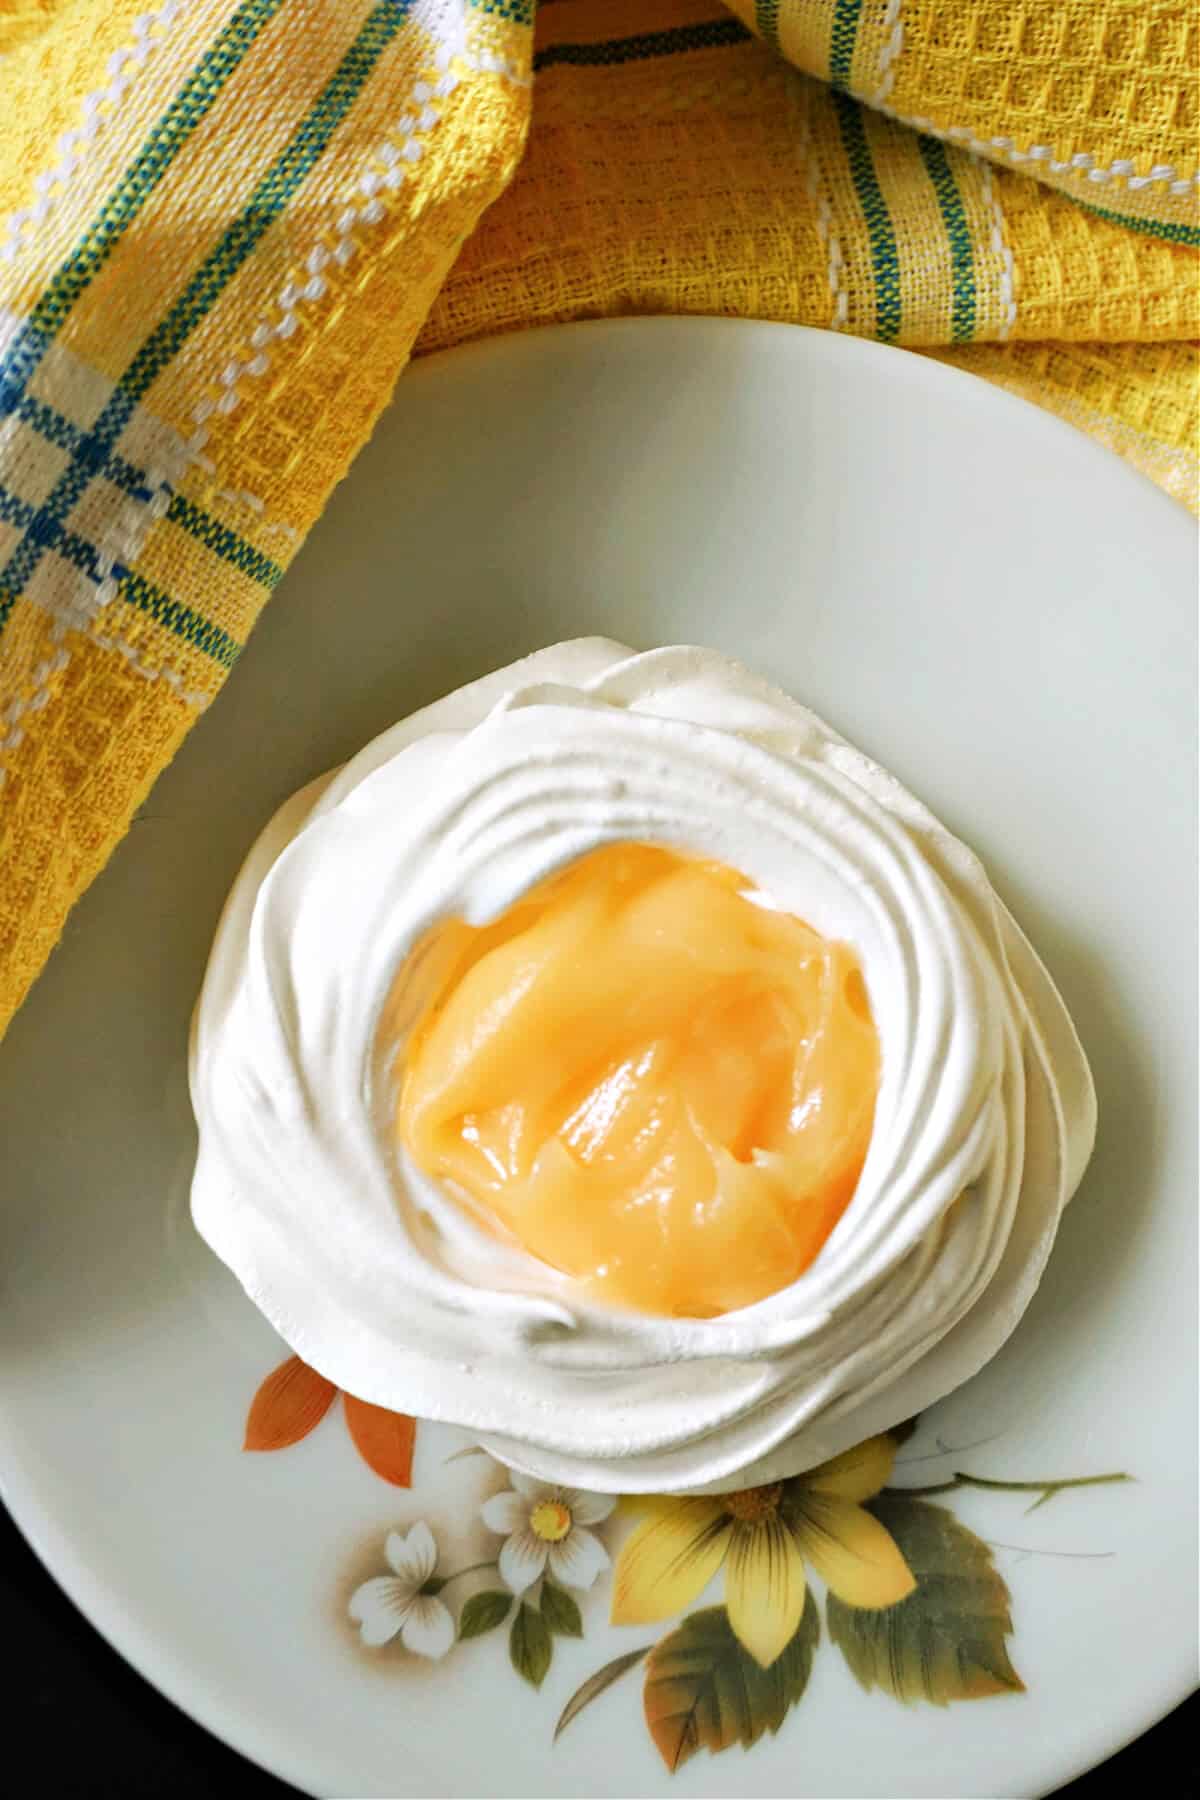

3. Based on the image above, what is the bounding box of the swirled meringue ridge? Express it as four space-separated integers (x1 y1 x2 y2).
189 641 1095 1493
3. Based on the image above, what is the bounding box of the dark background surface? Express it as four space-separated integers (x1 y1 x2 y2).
2 1500 1194 1798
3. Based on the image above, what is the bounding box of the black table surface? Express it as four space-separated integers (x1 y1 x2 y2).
3 1501 1194 1798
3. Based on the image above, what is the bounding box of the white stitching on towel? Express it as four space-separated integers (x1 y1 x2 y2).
209 485 301 547
797 82 848 329
0 2 182 268
56 434 187 637
0 647 71 772
979 159 1017 341
186 45 461 451
157 461 298 541
0 629 206 788
461 48 532 88
871 1 904 108
878 103 1199 198
90 629 211 709
0 416 238 784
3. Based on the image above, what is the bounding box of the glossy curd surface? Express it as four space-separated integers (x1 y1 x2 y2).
397 844 879 1316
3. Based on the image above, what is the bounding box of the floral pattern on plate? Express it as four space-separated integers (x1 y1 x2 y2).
246 1357 1130 1774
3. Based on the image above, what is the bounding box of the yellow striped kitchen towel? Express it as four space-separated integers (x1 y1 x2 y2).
0 0 1196 1038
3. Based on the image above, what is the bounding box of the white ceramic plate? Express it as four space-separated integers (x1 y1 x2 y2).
0 320 1195 1799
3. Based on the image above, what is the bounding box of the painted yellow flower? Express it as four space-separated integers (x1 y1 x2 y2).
611 1433 915 1669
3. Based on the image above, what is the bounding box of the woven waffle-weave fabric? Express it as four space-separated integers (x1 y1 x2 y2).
0 0 1196 1036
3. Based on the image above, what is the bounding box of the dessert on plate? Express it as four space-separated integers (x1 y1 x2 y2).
190 641 1095 1493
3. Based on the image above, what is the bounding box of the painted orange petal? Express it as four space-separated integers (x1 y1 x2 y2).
244 1354 337 1451
343 1394 417 1487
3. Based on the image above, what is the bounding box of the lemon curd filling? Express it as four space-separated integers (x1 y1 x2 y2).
396 843 880 1317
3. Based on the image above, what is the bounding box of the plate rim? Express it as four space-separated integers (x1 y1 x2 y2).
1 314 1195 1800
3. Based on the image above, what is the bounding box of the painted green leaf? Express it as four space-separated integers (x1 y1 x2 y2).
643 1596 819 1772
826 1496 1024 1704
510 1601 553 1688
458 1589 512 1640
555 1646 651 1742
541 1580 583 1638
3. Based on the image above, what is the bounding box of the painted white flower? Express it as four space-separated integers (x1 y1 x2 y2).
348 1520 454 1657
482 1472 616 1594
